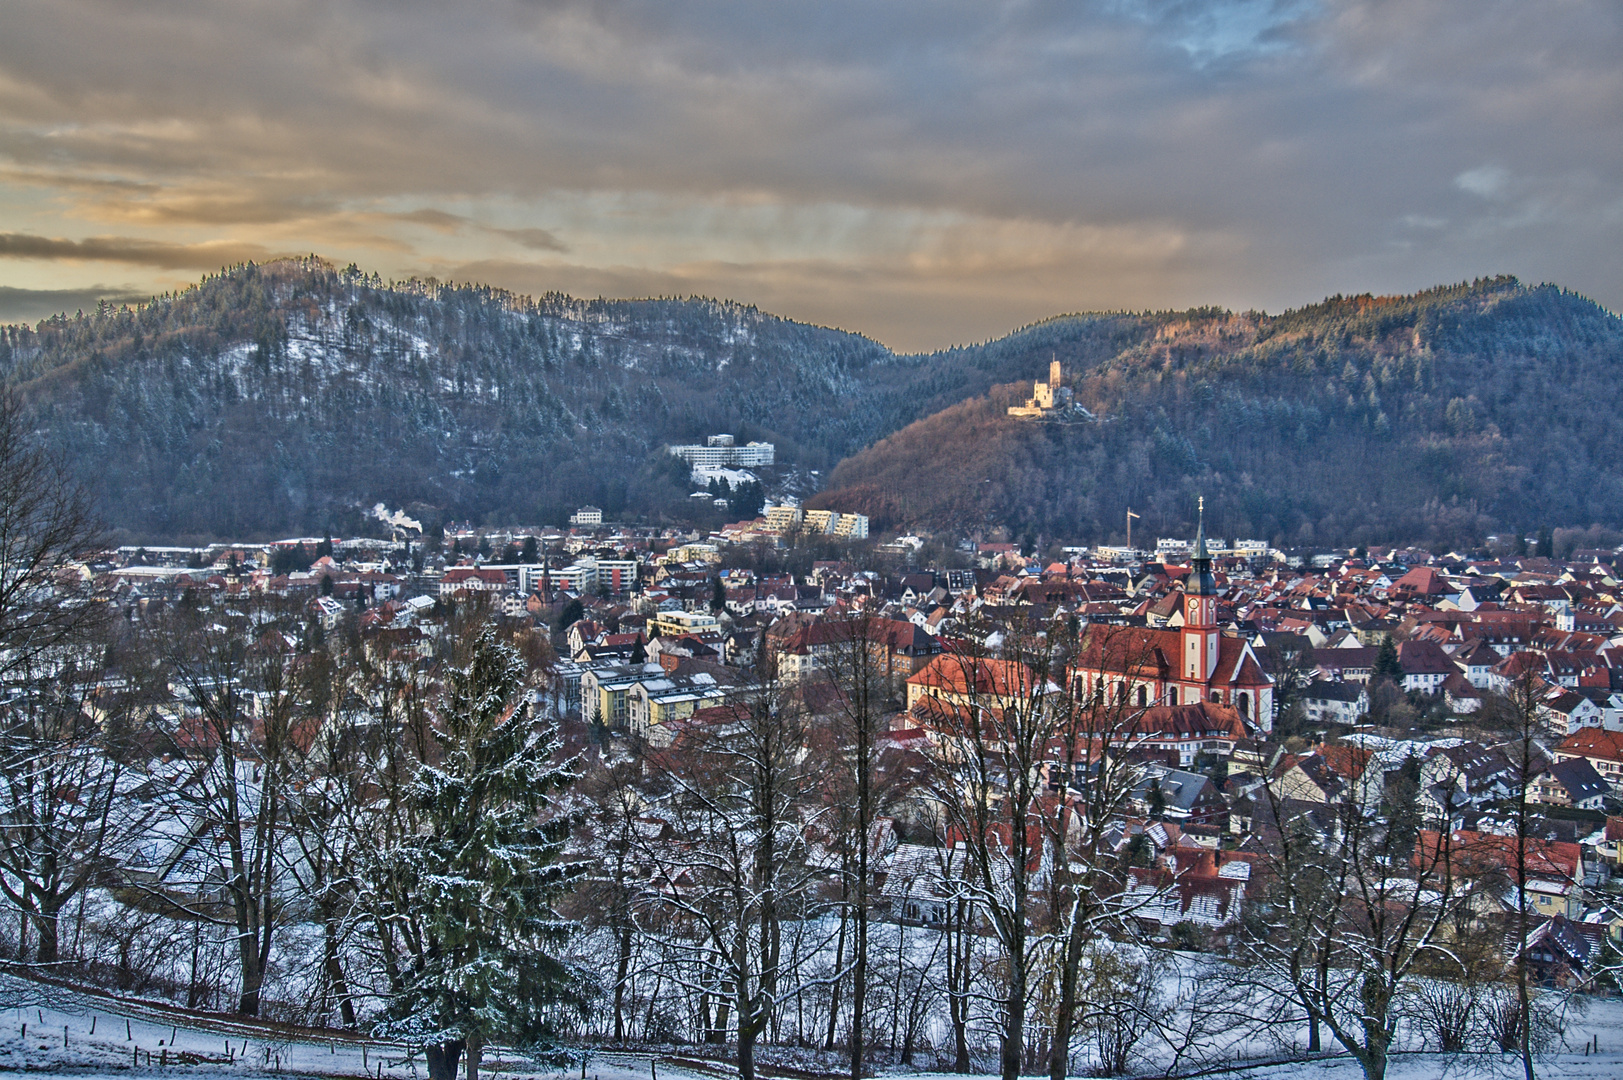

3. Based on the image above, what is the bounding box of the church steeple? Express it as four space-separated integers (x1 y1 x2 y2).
1189 495 1216 597
1182 496 1220 685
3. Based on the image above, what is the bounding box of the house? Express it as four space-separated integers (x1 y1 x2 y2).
438 566 509 596
1456 640 1502 689
776 616 941 685
1540 689 1608 737
1552 728 1623 794
1133 765 1228 827
1422 829 1586 920
312 595 345 630
1399 639 1458 694
1519 914 1608 987
1313 647 1378 683
1270 750 1371 806
1301 680 1368 726
1531 757 1610 811
1442 673 1485 714
1122 848 1255 930
1420 742 1517 814
627 665 737 741
905 653 1049 715
1119 701 1251 768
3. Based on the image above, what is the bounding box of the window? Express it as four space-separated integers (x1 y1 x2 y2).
1137 685 1147 707
1238 692 1250 718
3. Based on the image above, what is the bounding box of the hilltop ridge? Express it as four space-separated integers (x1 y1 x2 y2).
812 277 1623 548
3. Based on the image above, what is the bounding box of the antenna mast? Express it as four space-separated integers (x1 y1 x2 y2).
1127 507 1140 552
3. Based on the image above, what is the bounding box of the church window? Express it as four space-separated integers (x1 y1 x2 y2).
1136 685 1147 707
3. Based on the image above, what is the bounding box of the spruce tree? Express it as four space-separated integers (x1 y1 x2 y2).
1373 634 1404 686
376 627 588 1080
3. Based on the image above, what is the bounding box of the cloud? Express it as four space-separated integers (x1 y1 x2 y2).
0 0 1618 347
0 284 151 324
1455 165 1509 199
0 232 276 270
491 226 568 252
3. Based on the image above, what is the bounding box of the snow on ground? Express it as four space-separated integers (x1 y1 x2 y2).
2 971 1621 1080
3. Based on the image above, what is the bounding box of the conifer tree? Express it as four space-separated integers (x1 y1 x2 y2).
1373 635 1403 686
375 627 588 1080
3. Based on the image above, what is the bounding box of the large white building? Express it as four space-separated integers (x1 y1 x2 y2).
669 434 776 469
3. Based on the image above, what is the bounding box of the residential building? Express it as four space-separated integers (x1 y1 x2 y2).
649 609 723 639
1302 680 1369 726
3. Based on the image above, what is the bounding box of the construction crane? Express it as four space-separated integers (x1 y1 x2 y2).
1126 508 1140 552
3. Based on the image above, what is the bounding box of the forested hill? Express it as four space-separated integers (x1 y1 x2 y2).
3 263 1619 546
810 278 1623 550
0 259 1053 538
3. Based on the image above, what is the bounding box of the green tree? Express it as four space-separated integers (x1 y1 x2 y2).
1535 526 1553 559
375 628 588 1080
710 575 726 614
555 597 585 633
1373 635 1403 686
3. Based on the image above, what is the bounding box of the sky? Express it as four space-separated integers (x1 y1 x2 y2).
0 0 1618 353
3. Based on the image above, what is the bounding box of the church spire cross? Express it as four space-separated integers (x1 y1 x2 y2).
1194 495 1210 563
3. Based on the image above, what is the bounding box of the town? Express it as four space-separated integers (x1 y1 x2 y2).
12 437 1623 1080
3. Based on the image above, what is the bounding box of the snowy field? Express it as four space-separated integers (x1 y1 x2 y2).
2 971 1622 1080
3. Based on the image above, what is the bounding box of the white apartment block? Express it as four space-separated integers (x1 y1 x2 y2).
669 434 776 469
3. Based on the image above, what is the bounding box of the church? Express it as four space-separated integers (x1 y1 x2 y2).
1071 503 1274 731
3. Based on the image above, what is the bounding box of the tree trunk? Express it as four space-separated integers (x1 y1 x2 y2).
236 931 264 1016
851 900 867 1079
738 1023 756 1080
949 900 971 1073
709 986 732 1045
1049 918 1084 1080
613 917 634 1041
825 901 847 1050
35 902 60 965
323 919 357 1028
1001 1007 1023 1080
425 1040 464 1080
852 698 871 1080
465 1033 484 1080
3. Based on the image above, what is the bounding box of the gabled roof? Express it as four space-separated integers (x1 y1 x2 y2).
1546 757 1609 803
907 653 1043 699
1399 638 1458 675
1555 727 1623 763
